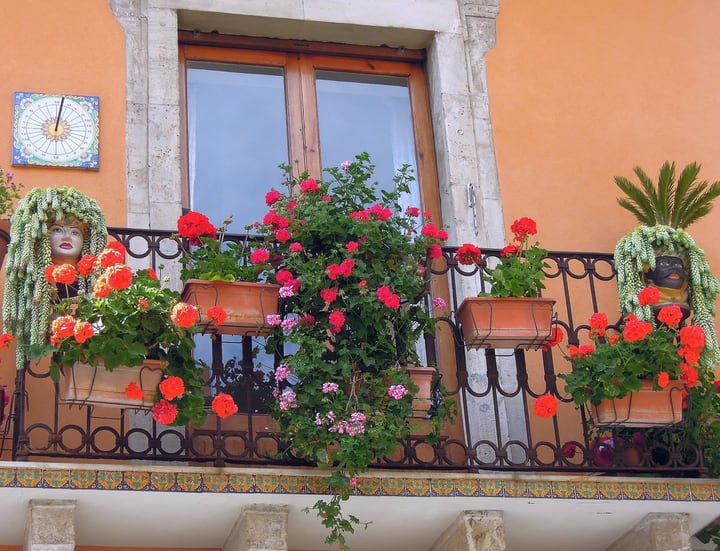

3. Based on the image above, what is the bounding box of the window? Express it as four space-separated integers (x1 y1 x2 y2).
180 37 441 227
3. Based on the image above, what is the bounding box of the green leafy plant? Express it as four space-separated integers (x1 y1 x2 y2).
259 152 454 546
0 167 24 218
455 217 548 298
33 247 206 426
559 287 704 406
174 213 273 283
614 161 720 229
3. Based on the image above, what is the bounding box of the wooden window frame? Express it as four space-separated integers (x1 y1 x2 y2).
178 34 441 222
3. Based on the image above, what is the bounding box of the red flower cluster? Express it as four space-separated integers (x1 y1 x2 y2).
0 333 13 349
589 312 608 337
510 216 537 240
177 211 217 246
327 259 355 280
376 285 400 309
212 392 238 419
152 399 178 425
534 393 559 418
159 375 185 401
125 382 144 401
637 286 661 307
622 316 654 342
171 302 199 328
206 306 227 326
455 243 482 265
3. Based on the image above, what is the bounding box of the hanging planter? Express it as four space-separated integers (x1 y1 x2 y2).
456 296 555 349
60 359 166 409
181 279 280 336
405 366 436 417
586 380 685 427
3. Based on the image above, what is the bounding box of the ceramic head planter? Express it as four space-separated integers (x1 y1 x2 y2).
2 187 107 369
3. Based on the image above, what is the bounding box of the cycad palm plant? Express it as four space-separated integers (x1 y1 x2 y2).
614 161 720 229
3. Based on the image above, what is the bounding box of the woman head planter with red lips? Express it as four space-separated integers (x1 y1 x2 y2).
2 187 107 369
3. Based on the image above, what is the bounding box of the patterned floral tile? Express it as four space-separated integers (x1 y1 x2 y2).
689 484 713 501
2 465 720 510
477 479 504 497
667 482 691 501
575 482 600 499
598 482 622 500
95 470 123 490
503 480 528 498
227 473 255 493
123 471 151 491
430 478 455 497
15 468 41 488
526 480 552 498
70 470 97 489
621 482 646 500
42 469 70 489
150 472 176 491
550 480 575 498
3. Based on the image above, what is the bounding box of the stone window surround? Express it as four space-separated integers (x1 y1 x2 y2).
109 0 504 250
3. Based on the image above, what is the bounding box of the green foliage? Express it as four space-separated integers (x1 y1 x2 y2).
484 240 548 298
175 216 273 283
34 267 206 427
615 161 720 229
0 167 24 218
260 153 454 546
560 315 684 406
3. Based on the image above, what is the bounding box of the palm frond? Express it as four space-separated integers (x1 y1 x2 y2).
616 161 720 228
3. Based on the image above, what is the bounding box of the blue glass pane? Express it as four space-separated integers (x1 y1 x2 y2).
186 62 288 230
316 71 420 208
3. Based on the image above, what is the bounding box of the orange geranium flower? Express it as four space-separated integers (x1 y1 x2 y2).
533 393 558 418
73 321 94 343
152 399 178 425
51 315 76 339
206 306 227 326
105 264 133 290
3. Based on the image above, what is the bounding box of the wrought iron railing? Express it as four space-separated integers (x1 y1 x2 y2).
0 227 707 475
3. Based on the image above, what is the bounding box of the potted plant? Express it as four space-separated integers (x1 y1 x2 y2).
558 287 707 427
174 213 280 335
3 187 108 370
259 153 453 545
0 167 24 267
613 162 720 471
454 216 556 349
33 246 220 426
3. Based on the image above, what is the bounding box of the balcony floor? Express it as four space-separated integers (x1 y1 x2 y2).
0 461 717 550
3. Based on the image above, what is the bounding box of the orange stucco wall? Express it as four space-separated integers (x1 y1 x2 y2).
0 1 127 225
487 0 720 277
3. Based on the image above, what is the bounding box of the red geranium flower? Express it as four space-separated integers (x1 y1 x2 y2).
0 333 14 349
98 248 125 269
250 248 270 265
657 304 683 327
159 376 185 401
171 302 199 328
265 189 282 206
589 312 608 337
320 288 339 303
328 310 345 330
500 244 519 258
455 243 482 265
125 382 144 401
541 326 564 351
428 244 442 259
207 306 227 326
679 325 705 350
177 211 217 246
300 178 319 193
152 399 178 425
212 392 238 419
93 274 111 298
510 217 537 240
622 318 653 342
657 371 670 388
533 393 558 418
52 264 77 285
73 321 94 343
637 286 661 307
105 264 133 291
105 240 127 260
51 315 76 339
77 254 98 276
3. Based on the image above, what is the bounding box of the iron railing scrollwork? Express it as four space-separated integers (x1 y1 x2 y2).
0 227 706 475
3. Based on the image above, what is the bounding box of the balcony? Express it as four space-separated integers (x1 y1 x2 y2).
0 226 718 550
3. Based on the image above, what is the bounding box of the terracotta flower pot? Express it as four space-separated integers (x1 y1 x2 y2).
587 380 685 427
60 359 166 409
180 279 280 336
405 366 436 417
456 296 556 349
